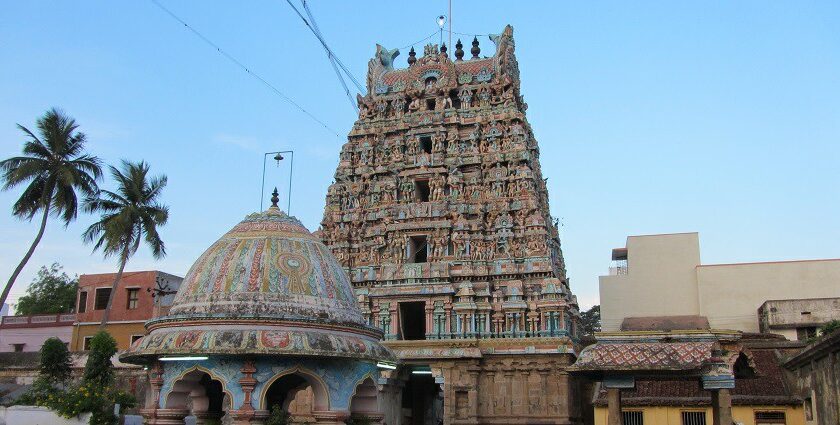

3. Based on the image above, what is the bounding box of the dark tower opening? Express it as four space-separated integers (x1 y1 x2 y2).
419 135 433 153
409 235 428 263
415 179 430 202
399 301 426 340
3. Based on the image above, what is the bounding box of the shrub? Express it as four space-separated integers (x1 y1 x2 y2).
39 337 72 385
266 405 292 425
14 330 135 425
819 320 840 337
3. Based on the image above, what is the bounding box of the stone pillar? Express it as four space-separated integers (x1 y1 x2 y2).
711 389 732 425
389 304 399 339
606 389 622 425
425 302 434 339
445 302 453 338
148 361 164 409
604 376 634 425
228 359 266 425
520 367 531 415
467 365 481 419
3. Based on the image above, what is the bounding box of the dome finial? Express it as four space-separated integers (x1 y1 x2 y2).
270 187 279 208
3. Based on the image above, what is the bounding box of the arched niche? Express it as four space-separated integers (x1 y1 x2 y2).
164 368 231 423
349 376 379 414
260 368 331 418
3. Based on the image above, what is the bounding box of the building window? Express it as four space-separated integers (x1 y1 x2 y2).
130 335 144 346
94 288 111 310
755 411 786 424
12 344 25 352
681 411 706 425
415 179 430 202
77 291 88 313
83 336 93 351
622 411 643 425
126 288 139 310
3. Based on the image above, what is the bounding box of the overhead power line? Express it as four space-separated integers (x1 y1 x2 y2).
283 0 364 111
148 0 341 138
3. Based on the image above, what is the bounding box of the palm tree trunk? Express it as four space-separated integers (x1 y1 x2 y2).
0 205 51 314
99 253 128 329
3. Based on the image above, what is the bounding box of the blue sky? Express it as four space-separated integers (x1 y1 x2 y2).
1 1 838 310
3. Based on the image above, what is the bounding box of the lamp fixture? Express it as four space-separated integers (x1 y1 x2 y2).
376 362 397 370
159 356 209 362
437 15 447 29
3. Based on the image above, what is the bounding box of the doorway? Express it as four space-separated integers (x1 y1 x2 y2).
402 370 443 425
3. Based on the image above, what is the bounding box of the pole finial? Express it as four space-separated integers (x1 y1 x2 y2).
270 187 280 208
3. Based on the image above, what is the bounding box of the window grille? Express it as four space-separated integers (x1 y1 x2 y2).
681 411 706 425
755 411 786 424
622 410 644 425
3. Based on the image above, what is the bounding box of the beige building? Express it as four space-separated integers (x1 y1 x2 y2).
599 232 840 336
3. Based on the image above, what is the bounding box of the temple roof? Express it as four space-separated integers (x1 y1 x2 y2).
121 204 395 363
591 348 800 406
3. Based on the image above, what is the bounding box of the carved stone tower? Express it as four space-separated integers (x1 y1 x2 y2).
321 26 581 424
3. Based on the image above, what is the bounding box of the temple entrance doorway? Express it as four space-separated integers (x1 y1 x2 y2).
263 372 328 423
164 369 228 424
402 369 443 425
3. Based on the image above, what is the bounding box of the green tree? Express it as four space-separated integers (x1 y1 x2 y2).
0 108 102 314
38 337 72 386
580 305 601 335
83 160 168 327
15 263 78 315
82 331 117 388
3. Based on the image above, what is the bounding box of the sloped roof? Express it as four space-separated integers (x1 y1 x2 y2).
592 348 798 406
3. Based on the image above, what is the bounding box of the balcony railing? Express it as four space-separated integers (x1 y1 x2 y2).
609 260 628 276
0 313 76 326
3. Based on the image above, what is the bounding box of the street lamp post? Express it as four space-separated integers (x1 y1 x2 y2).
260 150 294 213
437 15 447 51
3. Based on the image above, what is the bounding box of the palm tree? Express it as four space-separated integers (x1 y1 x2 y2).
0 108 102 312
83 160 168 327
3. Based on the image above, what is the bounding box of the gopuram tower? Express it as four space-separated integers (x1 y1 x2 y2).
320 26 582 425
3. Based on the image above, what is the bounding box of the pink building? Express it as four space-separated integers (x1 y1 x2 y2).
0 313 75 352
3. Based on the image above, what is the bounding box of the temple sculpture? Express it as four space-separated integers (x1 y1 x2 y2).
320 25 583 425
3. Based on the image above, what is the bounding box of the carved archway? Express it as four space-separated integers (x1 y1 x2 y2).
164 368 231 423
349 376 379 415
260 368 331 421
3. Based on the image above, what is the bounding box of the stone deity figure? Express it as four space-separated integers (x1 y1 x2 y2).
408 97 422 113
458 87 473 109
392 97 406 117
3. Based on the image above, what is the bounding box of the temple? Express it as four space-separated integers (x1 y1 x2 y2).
320 25 583 424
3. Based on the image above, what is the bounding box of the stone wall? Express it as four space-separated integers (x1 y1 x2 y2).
784 329 840 425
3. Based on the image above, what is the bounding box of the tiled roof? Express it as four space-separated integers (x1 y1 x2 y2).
573 341 714 371
592 348 799 406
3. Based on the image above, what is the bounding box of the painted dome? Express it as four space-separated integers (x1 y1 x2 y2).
121 205 394 363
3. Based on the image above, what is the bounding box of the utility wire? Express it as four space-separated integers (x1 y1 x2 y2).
148 0 341 138
300 1 365 94
294 0 360 111
284 0 364 112
398 31 439 50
